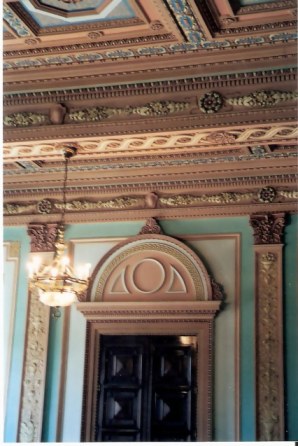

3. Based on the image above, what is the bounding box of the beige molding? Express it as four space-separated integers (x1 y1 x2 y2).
3 124 298 161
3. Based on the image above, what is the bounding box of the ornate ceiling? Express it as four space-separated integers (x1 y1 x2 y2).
3 0 298 224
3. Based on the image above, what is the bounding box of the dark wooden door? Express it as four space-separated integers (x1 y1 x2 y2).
95 335 197 442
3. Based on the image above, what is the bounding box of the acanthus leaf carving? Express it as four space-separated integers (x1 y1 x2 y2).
27 223 59 252
250 213 285 245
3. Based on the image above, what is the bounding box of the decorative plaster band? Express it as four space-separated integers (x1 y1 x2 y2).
3 125 298 161
3 188 297 217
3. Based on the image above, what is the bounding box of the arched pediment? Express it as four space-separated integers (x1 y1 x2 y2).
88 234 214 302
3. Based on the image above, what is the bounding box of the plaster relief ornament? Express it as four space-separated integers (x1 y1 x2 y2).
4 112 48 127
258 187 276 203
68 101 189 122
199 92 224 113
37 199 53 214
227 90 298 108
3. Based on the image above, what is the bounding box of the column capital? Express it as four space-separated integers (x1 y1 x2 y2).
250 212 285 245
27 222 59 252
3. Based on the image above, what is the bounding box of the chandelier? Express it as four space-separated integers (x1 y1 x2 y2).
27 146 90 317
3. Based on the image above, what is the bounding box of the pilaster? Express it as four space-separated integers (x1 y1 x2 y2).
250 212 285 440
17 223 58 442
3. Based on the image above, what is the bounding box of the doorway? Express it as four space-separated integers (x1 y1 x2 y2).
95 335 197 442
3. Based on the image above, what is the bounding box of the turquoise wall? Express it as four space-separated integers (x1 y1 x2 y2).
4 215 297 441
283 214 298 440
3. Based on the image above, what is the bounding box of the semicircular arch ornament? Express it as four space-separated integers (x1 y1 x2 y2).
88 234 214 302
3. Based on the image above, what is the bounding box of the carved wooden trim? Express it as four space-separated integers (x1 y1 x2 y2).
17 289 50 442
27 223 59 252
254 245 284 440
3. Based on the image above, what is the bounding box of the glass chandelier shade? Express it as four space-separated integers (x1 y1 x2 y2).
27 146 91 311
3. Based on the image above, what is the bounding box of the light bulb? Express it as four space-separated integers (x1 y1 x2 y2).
51 268 58 277
27 262 34 278
84 263 91 279
32 256 41 273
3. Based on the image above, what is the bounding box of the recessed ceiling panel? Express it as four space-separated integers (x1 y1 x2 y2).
20 0 136 26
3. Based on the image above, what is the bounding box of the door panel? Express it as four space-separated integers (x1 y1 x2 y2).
96 335 197 442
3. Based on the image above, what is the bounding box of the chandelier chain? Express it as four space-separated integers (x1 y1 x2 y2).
61 155 69 226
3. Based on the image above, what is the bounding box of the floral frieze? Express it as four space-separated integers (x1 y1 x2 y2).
4 189 297 216
68 101 190 123
4 112 49 127
199 90 298 113
226 90 298 108
4 101 190 127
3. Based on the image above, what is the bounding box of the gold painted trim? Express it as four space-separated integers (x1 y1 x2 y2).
17 290 51 442
254 244 284 440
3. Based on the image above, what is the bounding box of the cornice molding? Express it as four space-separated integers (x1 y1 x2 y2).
4 90 297 128
3 67 297 106
4 176 298 199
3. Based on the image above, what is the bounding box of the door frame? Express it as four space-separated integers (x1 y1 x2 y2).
78 300 220 441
